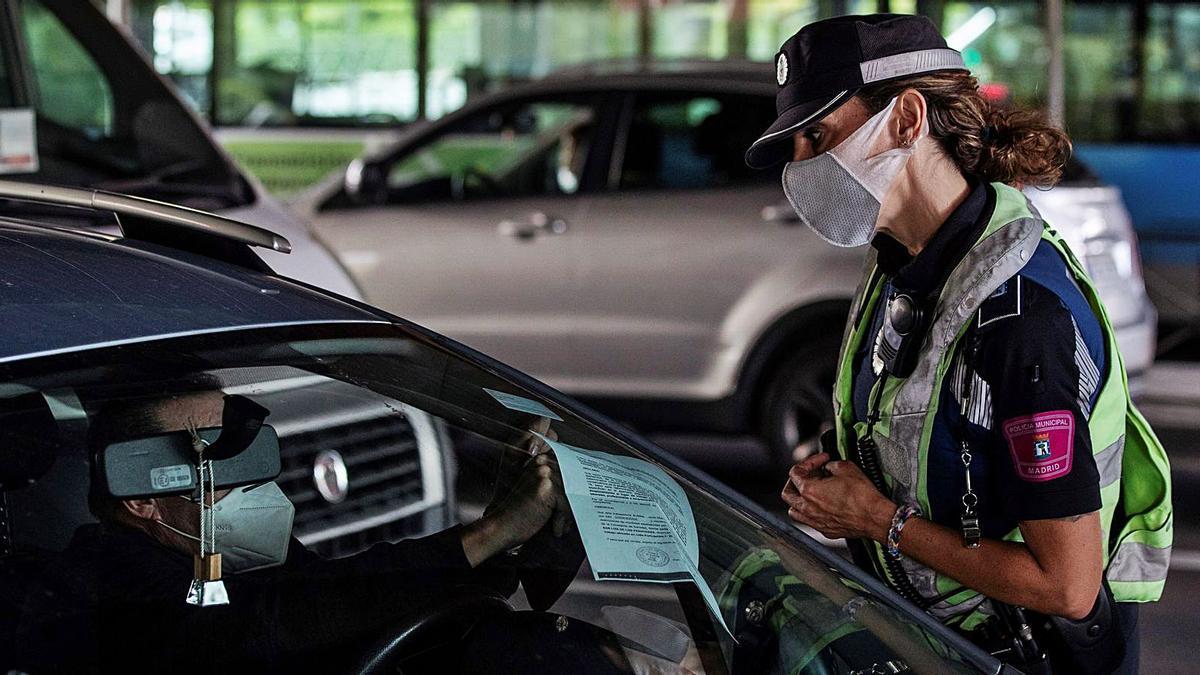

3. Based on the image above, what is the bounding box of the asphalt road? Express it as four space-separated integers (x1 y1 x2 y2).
650 361 1200 675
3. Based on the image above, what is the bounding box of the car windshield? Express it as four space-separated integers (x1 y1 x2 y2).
0 321 986 674
11 0 253 211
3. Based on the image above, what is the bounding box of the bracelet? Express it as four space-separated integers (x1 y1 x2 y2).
886 504 920 559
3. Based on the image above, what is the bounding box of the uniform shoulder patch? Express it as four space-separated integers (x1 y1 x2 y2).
1001 410 1074 482
977 277 1022 329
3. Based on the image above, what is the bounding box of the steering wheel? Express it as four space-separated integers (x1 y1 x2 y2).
352 585 513 675
451 165 503 200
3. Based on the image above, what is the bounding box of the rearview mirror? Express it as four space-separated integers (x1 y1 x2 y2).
99 425 281 499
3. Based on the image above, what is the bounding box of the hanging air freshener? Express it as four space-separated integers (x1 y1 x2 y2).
185 422 229 607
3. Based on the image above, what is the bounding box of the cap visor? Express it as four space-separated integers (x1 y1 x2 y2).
744 89 854 169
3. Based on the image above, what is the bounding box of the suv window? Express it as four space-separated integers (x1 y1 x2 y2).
19 0 114 137
619 92 777 190
386 99 597 203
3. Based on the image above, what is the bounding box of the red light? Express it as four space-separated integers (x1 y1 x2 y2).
980 83 1010 102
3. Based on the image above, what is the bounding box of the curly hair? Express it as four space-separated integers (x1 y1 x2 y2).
857 71 1072 189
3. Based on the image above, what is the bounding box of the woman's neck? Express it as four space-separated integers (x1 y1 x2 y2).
877 149 971 256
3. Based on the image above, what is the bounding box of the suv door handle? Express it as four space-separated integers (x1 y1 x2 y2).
498 212 569 240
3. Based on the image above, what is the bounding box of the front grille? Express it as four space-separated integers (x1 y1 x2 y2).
277 412 428 557
306 509 434 560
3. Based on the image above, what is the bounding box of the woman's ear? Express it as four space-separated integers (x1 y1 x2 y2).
893 88 928 146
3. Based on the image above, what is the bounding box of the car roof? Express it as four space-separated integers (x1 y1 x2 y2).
0 218 384 363
491 59 777 98
545 58 772 81
343 60 776 170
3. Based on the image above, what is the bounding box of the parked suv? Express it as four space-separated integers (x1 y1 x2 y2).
0 0 359 299
299 60 1157 469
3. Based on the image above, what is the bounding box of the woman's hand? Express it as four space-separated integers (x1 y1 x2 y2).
780 452 896 542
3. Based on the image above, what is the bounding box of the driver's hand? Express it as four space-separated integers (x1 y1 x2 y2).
462 426 571 567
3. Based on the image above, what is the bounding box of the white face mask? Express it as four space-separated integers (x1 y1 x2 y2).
157 481 295 573
781 97 925 247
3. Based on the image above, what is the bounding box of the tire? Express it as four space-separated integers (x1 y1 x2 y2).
759 336 842 476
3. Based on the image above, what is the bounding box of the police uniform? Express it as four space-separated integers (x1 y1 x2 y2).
852 179 1105 533
743 13 1173 674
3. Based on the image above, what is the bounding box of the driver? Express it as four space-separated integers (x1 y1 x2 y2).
15 388 572 673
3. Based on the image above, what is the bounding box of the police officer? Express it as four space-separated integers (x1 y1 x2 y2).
751 14 1173 673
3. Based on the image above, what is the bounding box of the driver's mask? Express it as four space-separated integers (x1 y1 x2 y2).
781 97 928 247
156 481 295 573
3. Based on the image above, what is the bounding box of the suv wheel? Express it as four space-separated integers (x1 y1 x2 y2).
760 336 840 475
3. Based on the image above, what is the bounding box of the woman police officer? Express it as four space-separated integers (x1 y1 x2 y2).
748 14 1172 673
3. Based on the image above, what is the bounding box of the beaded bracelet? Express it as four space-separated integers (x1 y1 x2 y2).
886 504 920 559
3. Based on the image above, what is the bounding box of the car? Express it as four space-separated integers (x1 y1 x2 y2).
0 181 1011 673
296 60 1157 471
0 0 361 300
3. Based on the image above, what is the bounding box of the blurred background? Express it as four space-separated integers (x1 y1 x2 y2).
32 0 1200 670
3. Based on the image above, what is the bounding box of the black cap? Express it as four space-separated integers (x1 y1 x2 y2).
745 14 968 169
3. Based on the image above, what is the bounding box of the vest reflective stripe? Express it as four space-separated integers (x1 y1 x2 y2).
1108 542 1171 583
833 182 1172 625
1096 437 1125 489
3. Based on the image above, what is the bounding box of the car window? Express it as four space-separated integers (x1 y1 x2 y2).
19 0 114 137
618 93 777 191
0 322 987 673
386 99 597 203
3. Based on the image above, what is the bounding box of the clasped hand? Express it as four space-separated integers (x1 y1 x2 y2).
780 452 895 542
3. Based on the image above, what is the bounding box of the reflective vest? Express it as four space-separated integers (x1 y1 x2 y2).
833 182 1173 628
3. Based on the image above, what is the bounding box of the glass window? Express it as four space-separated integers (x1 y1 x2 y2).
19 0 114 137
653 0 729 60
1 321 985 672
428 2 639 119
619 93 777 190
386 99 598 202
1139 3 1200 143
213 0 418 127
143 1 214 114
746 0 818 61
943 1 1200 144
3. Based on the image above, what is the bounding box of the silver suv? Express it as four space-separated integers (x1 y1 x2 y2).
299 61 1156 469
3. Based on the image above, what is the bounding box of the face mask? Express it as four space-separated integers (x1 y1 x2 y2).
157 481 295 573
781 97 925 247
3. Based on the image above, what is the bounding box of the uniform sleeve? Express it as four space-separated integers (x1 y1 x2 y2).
974 278 1103 522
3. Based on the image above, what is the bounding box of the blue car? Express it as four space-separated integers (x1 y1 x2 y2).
0 181 1009 674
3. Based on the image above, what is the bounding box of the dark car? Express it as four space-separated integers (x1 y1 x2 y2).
0 182 1006 673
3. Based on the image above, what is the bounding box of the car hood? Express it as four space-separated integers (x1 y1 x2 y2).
0 223 381 363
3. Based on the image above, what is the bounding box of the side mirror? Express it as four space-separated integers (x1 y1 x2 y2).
344 158 388 205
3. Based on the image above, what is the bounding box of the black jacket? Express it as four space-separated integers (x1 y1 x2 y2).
13 522 516 673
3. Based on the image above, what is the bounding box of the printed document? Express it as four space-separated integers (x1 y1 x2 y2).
539 434 733 638
483 387 563 421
